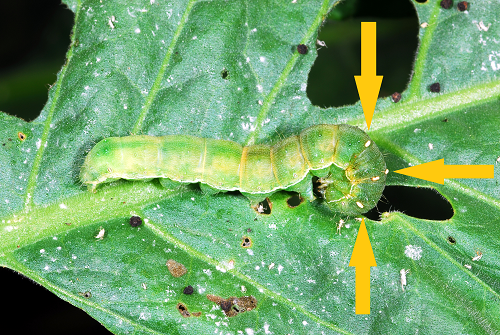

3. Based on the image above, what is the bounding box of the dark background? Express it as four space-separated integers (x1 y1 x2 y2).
0 0 450 334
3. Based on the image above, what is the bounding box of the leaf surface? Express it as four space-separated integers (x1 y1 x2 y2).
1 0 500 334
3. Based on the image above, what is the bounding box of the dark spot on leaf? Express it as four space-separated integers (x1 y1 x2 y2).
286 194 304 208
8 138 12 141
253 198 271 214
391 92 402 103
440 0 453 9
457 1 468 11
297 44 308 55
129 216 142 227
221 68 229 79
246 228 252 233
430 82 441 93
447 236 456 244
183 285 194 295
17 132 26 141
241 236 252 248
442 118 448 122
364 186 453 221
79 291 92 298
64 222 72 226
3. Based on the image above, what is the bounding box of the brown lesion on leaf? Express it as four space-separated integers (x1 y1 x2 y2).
176 303 201 318
253 198 271 214
166 259 187 278
17 132 26 141
286 194 304 208
241 236 252 248
206 294 257 317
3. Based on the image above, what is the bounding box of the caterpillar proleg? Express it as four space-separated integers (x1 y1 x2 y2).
80 124 386 215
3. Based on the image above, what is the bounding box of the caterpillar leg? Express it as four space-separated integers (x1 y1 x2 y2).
241 191 276 207
285 174 315 202
200 183 224 195
159 178 183 190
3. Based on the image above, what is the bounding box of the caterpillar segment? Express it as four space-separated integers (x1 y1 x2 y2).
80 124 387 215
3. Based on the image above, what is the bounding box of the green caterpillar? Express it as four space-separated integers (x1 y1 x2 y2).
80 124 387 215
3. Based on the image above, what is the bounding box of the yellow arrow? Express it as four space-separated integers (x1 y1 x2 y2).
349 218 376 314
354 22 383 130
393 159 494 184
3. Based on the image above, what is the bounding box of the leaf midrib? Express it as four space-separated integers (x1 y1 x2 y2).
2 181 353 334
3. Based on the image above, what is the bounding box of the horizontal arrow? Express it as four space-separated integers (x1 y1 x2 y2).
393 159 494 184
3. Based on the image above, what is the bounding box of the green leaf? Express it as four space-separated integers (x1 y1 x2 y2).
1 0 500 334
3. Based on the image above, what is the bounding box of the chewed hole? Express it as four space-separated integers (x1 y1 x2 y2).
364 186 454 221
286 194 304 208
307 1 418 108
253 198 271 214
447 236 456 244
221 68 229 79
241 236 252 248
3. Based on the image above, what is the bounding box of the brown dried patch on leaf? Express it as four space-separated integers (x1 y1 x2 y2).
206 294 257 317
176 303 201 318
166 259 187 278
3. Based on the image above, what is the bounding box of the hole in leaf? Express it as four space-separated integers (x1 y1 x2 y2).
364 186 454 221
176 303 200 317
241 236 252 248
253 198 271 214
415 0 428 3
0 2 73 121
308 0 419 108
447 236 456 244
221 68 229 79
286 194 304 208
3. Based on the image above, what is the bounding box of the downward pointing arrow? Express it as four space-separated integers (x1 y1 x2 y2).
354 22 383 130
349 218 376 314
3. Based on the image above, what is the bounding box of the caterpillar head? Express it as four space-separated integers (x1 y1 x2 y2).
319 142 387 215
80 138 119 192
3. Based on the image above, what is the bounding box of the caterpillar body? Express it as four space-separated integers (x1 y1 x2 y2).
80 124 387 215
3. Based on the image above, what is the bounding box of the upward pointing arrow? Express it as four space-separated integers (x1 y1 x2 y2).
354 22 383 130
349 218 377 314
